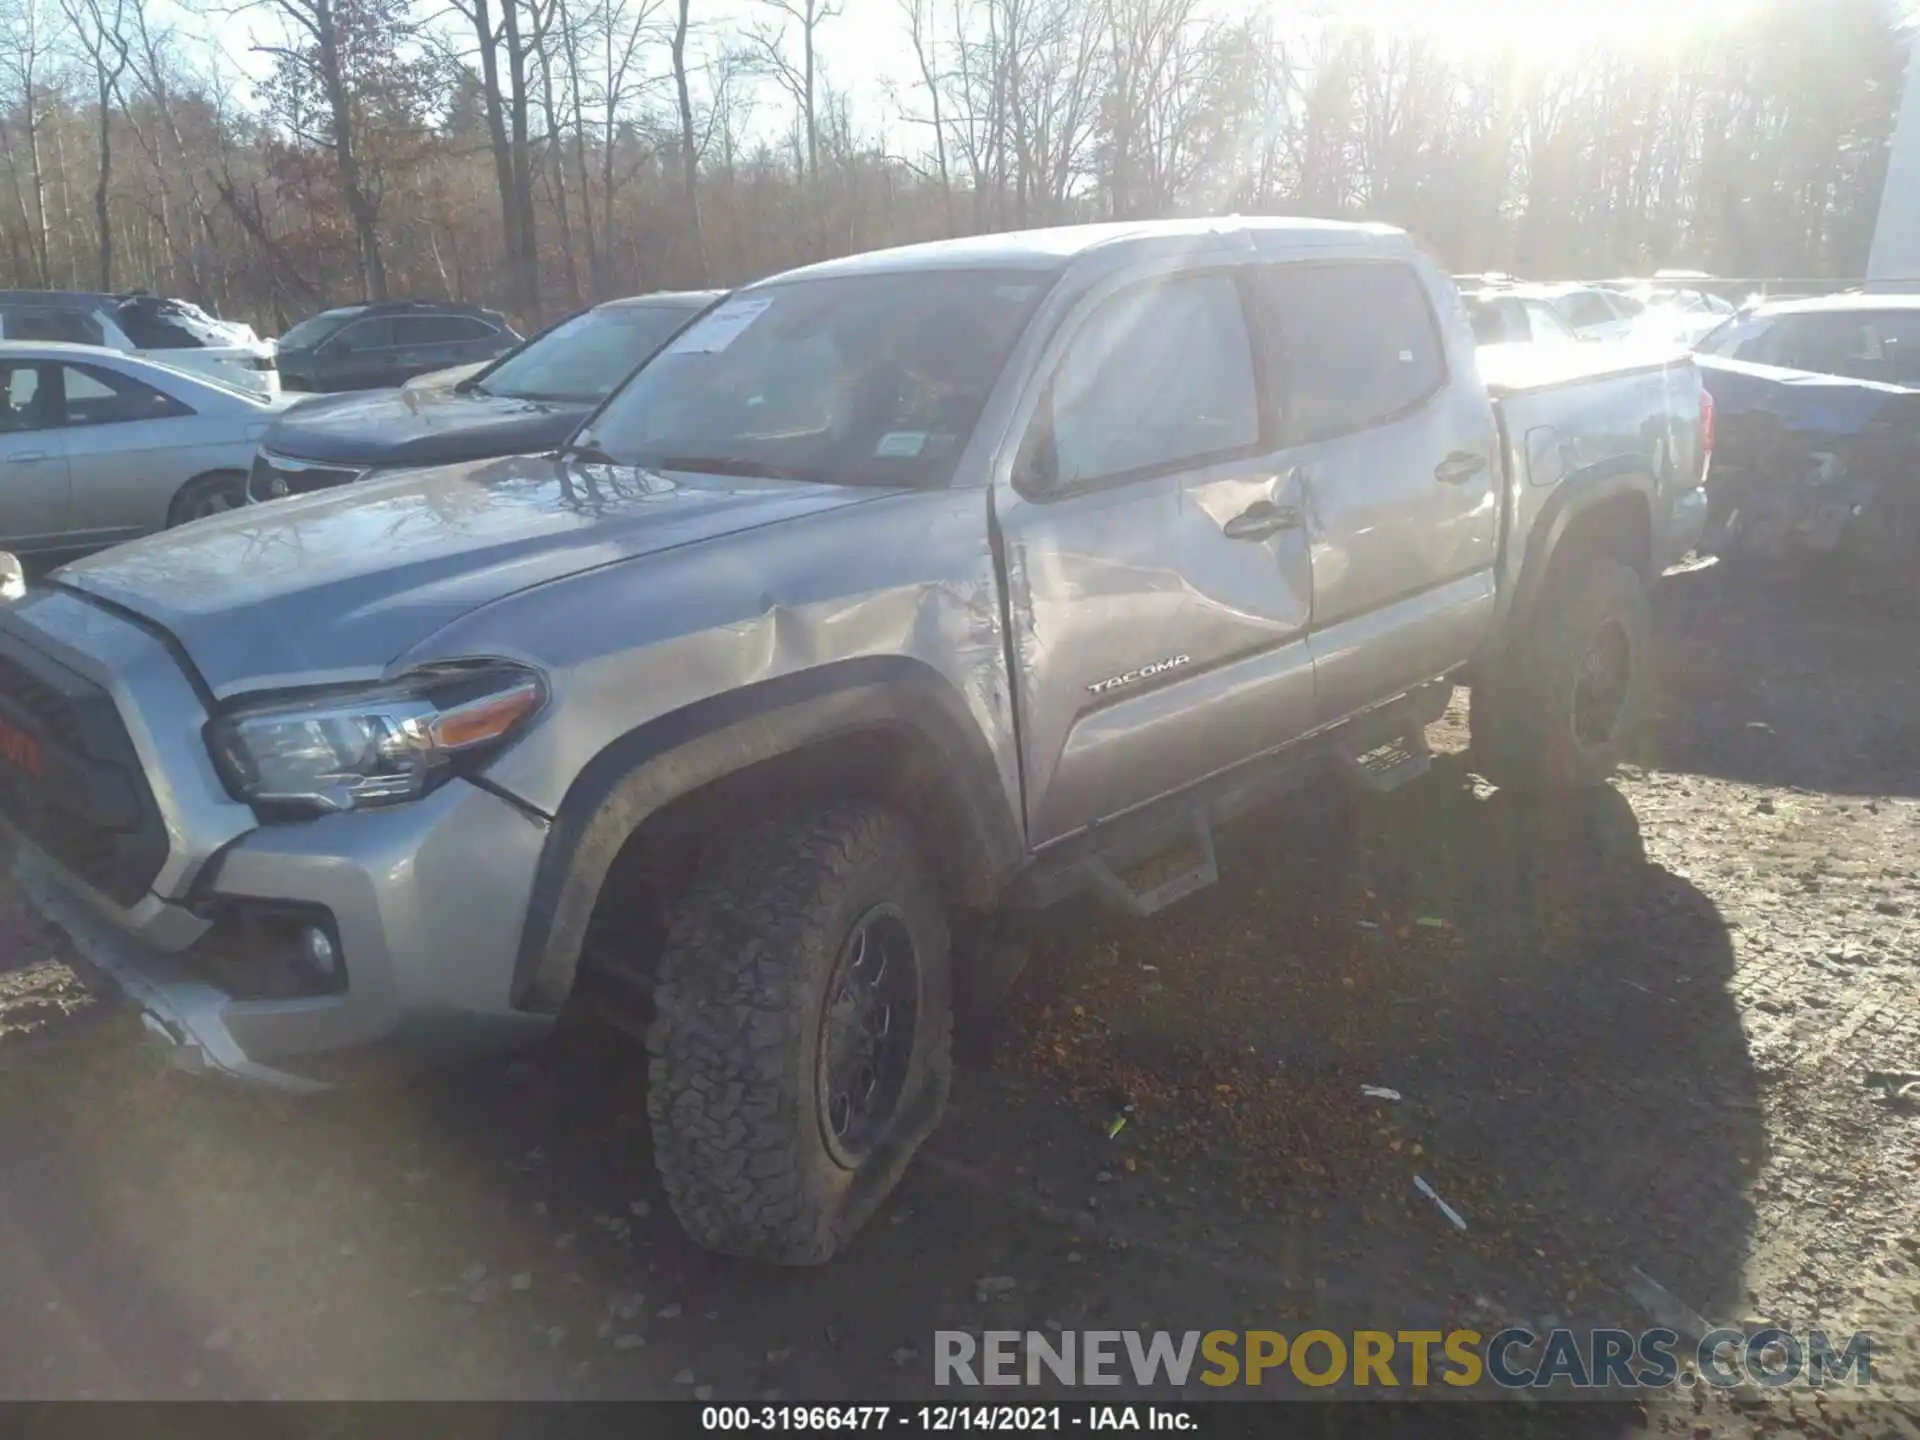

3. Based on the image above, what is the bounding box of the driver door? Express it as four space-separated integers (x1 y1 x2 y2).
993 267 1317 848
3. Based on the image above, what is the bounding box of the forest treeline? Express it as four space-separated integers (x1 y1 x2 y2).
0 0 1905 330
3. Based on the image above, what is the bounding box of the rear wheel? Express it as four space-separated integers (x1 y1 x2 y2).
646 801 951 1265
168 471 248 526
1473 558 1651 791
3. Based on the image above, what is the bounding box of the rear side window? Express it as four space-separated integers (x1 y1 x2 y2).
1763 310 1920 385
1524 302 1575 343
1559 293 1618 329
330 318 393 352
1024 273 1258 490
396 315 496 345
7 308 105 347
1254 262 1445 443
1468 299 1523 345
59 364 192 425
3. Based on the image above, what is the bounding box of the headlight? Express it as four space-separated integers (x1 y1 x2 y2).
209 661 545 815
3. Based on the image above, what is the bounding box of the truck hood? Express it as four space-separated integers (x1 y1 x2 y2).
53 454 898 697
261 385 587 468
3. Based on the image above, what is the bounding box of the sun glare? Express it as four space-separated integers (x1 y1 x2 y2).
1327 0 1761 62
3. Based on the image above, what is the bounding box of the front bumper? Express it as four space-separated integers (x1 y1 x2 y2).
0 590 555 1088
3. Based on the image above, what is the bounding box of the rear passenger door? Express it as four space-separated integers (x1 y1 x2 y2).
54 363 198 543
996 267 1316 846
1249 260 1499 724
322 317 399 389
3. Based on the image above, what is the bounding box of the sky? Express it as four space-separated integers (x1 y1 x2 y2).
144 0 1887 149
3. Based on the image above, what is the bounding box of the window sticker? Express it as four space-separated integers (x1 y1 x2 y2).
666 297 776 355
874 431 928 458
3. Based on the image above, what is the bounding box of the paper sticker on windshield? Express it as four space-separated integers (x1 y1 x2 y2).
874 431 927 458
668 297 775 355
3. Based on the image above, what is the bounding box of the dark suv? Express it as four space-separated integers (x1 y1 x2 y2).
276 301 520 392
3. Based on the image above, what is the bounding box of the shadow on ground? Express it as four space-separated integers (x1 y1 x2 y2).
1651 559 1920 798
42 560 1920 1427
0 745 1751 1422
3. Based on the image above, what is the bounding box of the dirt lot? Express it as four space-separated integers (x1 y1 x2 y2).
0 558 1915 1435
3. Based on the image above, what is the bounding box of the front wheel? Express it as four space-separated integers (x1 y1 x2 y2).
168 471 248 526
1472 558 1652 791
646 801 952 1265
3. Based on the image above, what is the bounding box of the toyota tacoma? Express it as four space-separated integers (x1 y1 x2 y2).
0 219 1709 1264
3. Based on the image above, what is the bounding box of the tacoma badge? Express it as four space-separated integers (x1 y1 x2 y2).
1087 654 1192 695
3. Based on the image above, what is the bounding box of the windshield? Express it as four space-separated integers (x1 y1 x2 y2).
583 270 1052 487
474 304 700 403
280 311 359 350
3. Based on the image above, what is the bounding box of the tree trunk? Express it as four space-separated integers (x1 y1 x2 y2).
92 70 115 289
672 0 707 282
469 0 527 312
534 39 580 307
501 0 540 320
556 0 601 295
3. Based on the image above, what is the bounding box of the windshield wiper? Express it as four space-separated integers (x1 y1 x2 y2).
565 437 621 465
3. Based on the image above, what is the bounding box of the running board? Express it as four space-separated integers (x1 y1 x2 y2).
1081 812 1218 917
1337 731 1432 793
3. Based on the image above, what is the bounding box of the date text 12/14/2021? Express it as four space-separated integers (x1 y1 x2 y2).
701 1407 1200 1432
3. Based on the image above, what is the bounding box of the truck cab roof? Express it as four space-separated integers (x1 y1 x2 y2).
766 217 1417 284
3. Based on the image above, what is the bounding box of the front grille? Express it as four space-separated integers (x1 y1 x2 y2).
247 451 363 503
0 632 168 906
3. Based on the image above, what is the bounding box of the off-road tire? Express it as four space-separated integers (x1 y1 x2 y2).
1472 558 1651 791
646 801 951 1265
167 471 247 526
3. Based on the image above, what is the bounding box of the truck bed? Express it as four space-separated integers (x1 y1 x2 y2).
1479 340 1709 606
1476 338 1694 395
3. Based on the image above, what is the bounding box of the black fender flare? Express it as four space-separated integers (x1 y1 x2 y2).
1504 459 1658 642
509 655 1025 1013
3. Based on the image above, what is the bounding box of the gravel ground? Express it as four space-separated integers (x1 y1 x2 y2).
0 558 1913 1437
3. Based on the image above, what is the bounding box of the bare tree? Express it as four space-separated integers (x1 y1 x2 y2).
895 0 953 233
60 0 131 288
744 0 839 194
0 0 53 283
670 0 706 279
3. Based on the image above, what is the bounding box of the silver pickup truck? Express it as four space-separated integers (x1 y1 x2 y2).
0 219 1709 1265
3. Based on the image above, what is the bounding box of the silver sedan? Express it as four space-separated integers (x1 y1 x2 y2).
0 340 301 558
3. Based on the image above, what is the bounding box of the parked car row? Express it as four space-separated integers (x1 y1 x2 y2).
0 217 1714 1269
0 290 279 397
1691 291 1920 604
250 291 718 502
0 290 717 560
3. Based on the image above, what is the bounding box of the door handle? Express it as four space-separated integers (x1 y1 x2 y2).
1222 500 1302 541
3 451 48 464
1434 450 1488 484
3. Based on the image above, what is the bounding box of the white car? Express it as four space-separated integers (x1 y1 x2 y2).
1626 286 1738 347
0 341 301 558
1536 284 1648 341
0 292 279 399
1463 288 1583 346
